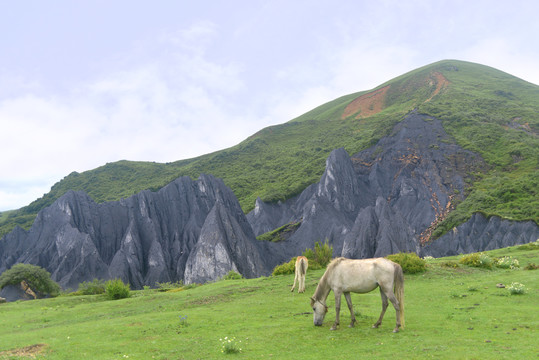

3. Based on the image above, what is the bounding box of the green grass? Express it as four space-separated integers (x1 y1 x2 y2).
1 245 537 359
1 59 538 239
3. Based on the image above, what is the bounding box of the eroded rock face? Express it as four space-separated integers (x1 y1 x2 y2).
421 213 539 257
1 113 537 293
247 113 538 258
0 175 270 289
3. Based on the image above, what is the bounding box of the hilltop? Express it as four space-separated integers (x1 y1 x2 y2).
1 60 538 239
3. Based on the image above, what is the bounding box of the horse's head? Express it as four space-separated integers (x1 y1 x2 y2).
310 297 328 326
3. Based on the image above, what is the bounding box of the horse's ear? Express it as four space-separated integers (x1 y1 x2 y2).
310 297 315 307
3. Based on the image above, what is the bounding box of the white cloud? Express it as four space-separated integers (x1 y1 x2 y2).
0 21 260 211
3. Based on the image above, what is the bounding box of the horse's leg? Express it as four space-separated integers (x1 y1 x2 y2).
373 288 388 329
385 290 402 333
331 291 342 330
344 292 356 328
291 270 298 292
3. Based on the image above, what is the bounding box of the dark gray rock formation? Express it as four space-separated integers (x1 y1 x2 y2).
1 112 537 295
0 283 37 302
421 213 539 257
248 112 538 258
0 175 270 290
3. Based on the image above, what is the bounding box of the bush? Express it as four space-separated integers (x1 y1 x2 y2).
156 281 184 292
495 256 520 269
0 263 61 297
303 240 333 269
524 262 538 270
272 257 296 276
77 279 106 295
507 282 527 295
222 271 243 280
440 261 459 268
272 240 334 276
386 252 427 274
518 239 539 250
105 279 131 300
459 252 493 269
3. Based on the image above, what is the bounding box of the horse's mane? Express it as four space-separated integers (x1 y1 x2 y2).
313 257 346 301
327 257 346 270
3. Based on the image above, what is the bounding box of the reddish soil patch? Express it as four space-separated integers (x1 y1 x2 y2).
425 72 449 102
0 343 47 358
341 85 390 119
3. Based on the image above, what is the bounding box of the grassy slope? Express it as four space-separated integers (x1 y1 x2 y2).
1 60 538 239
0 246 537 359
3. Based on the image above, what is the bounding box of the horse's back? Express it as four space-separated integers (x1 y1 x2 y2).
330 258 396 293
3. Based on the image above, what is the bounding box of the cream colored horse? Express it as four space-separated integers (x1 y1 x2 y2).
311 257 405 332
291 256 309 293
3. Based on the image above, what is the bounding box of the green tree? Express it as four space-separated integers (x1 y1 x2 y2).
0 263 61 297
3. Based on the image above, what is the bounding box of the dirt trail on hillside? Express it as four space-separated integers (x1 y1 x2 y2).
341 71 449 119
341 85 390 119
425 72 449 102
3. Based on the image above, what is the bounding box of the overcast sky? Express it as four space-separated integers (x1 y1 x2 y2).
1 0 538 211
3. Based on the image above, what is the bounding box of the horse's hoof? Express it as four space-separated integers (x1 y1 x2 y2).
330 326 338 331
393 329 399 333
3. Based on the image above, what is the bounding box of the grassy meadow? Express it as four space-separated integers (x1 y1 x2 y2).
1 245 537 359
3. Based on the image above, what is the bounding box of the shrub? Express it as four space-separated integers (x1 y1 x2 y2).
105 279 131 300
77 279 106 295
303 240 333 269
0 263 61 297
222 271 243 280
459 252 493 269
272 240 335 276
220 337 241 354
518 239 539 250
386 252 426 274
272 257 296 276
524 262 539 270
495 256 520 269
507 282 527 295
440 261 459 268
156 281 184 292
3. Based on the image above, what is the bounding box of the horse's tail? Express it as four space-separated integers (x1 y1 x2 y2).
299 257 308 275
394 263 405 328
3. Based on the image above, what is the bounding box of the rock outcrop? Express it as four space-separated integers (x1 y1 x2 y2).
0 175 270 289
1 113 537 295
421 213 539 257
247 113 538 258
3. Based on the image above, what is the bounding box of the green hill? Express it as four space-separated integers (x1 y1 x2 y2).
1 60 538 238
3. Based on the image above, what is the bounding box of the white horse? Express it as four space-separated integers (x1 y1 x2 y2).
291 256 309 293
311 257 405 332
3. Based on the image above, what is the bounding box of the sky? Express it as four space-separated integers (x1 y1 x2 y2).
1 0 538 211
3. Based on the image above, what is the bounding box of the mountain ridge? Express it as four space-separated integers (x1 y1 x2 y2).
1 59 537 240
